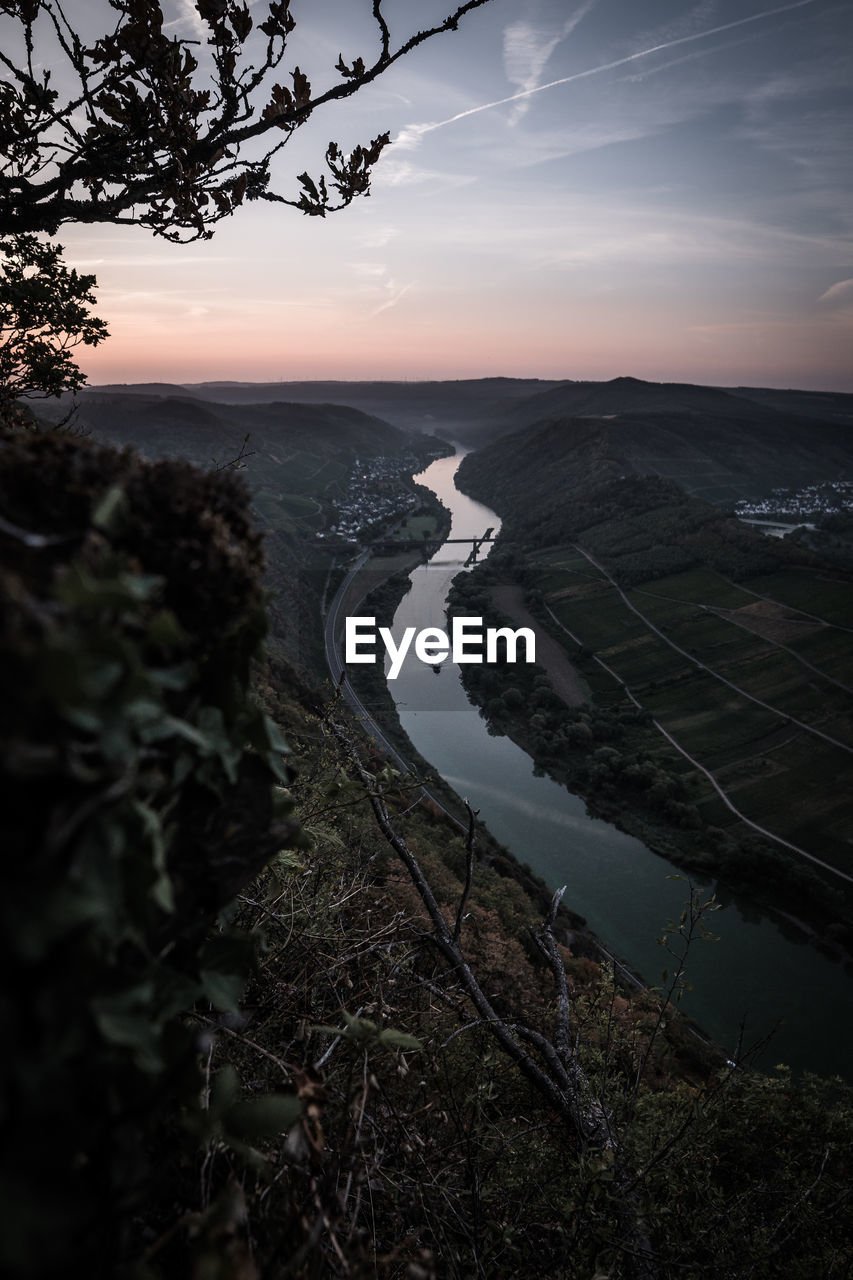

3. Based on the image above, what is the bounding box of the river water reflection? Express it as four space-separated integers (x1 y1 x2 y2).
383 450 853 1078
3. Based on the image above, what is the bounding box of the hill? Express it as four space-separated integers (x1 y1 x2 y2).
39 389 446 674
84 378 853 504
455 414 853 931
88 377 565 436
456 380 853 505
731 383 853 422
71 389 410 463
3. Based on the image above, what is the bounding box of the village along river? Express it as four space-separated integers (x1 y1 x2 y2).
382 450 853 1078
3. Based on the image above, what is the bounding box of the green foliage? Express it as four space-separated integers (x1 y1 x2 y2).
185 1065 303 1171
313 1011 423 1053
628 1067 853 1277
0 234 108 421
0 427 298 1275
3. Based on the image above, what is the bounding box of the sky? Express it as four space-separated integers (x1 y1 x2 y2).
56 0 853 391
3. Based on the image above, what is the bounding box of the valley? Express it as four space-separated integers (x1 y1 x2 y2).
62 372 853 1049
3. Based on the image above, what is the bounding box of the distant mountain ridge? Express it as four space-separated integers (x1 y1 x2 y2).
75 375 853 507
456 408 853 509
84 376 853 454
64 389 412 463
86 377 565 435
491 375 778 428
444 378 853 505
42 386 447 674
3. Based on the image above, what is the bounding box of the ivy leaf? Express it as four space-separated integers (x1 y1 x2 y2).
230 4 252 42
92 485 130 537
223 1093 302 1142
210 1065 242 1116
291 66 311 108
262 81 293 123
200 966 245 1012
377 1029 422 1052
91 984 163 1071
199 931 257 1010
147 608 189 647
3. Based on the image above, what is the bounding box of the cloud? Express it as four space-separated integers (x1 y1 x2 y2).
503 21 562 100
393 122 439 153
374 158 443 188
620 34 758 85
70 257 237 270
394 0 818 150
502 2 598 123
349 257 416 319
372 156 477 196
350 263 388 280
368 280 415 319
359 226 399 250
818 279 853 303
400 191 847 278
163 0 206 36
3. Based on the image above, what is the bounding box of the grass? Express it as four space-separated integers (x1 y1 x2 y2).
531 545 606 578
598 633 694 687
252 489 324 532
642 674 780 758
548 590 647 649
788 629 853 684
719 736 853 872
744 570 853 627
717 649 853 734
526 550 853 884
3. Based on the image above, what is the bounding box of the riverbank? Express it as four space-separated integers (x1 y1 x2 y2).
370 450 853 1079
490 583 589 707
339 552 618 951
327 462 718 1016
450 561 853 964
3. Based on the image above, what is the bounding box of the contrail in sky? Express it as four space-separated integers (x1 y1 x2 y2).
395 0 817 148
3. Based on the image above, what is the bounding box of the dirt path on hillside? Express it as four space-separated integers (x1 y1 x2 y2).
490 584 588 708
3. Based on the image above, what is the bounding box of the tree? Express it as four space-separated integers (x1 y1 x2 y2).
0 0 494 243
0 233 108 421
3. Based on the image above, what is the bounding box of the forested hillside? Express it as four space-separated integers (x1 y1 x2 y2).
456 379 853 503
83 377 563 437
40 388 446 674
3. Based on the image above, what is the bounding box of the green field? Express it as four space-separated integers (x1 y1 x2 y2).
633 570 759 608
387 512 444 542
533 553 853 883
549 590 647 649
599 632 694 687
744 570 853 627
788 629 853 683
252 488 325 532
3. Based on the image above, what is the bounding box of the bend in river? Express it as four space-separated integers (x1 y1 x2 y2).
382 449 853 1079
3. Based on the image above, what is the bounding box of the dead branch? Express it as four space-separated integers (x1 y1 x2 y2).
331 718 662 1279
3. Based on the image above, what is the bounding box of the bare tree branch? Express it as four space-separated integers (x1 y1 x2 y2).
330 718 662 1280
453 799 478 944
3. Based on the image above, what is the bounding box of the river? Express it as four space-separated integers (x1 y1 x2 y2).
382 450 853 1078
